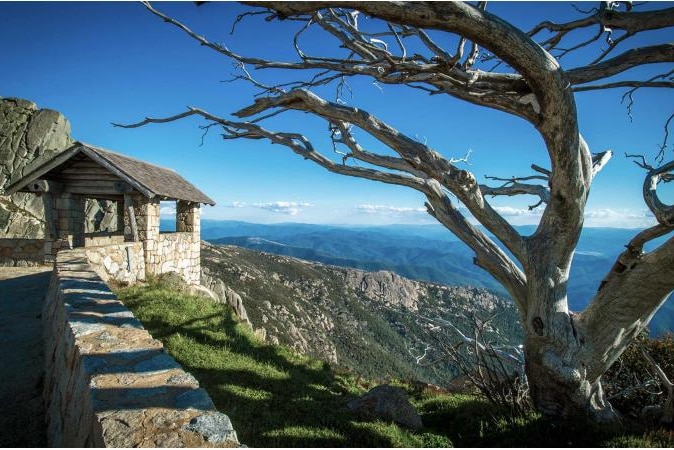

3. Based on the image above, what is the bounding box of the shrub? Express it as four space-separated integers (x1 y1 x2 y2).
603 331 674 421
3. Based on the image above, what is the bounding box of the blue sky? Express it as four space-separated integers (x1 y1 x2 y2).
1 1 672 227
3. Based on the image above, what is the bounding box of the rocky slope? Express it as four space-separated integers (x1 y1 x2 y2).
0 97 116 237
201 242 522 386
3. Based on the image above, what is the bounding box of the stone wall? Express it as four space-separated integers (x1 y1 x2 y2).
54 193 86 249
42 249 239 447
84 242 146 285
84 233 125 248
153 233 201 285
0 238 46 266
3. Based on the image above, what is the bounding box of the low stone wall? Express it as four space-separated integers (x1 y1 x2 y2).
84 232 125 247
42 249 239 447
0 238 46 266
147 232 201 285
84 241 146 285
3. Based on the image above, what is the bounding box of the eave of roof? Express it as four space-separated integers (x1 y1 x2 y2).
3 142 216 206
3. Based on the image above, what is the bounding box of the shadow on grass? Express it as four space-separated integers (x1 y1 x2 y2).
118 285 674 448
122 291 408 447
418 392 662 448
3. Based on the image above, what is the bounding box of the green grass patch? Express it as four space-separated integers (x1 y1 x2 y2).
115 279 674 448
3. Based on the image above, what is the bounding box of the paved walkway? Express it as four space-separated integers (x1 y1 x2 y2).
0 266 52 447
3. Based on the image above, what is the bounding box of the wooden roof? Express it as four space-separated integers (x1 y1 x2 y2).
4 143 216 205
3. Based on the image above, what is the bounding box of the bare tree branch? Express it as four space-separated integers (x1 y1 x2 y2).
234 89 528 265
567 44 674 86
658 112 674 164
529 5 674 63
640 344 674 424
642 160 674 226
115 107 430 192
592 150 614 177
480 179 550 210
331 121 427 178
583 226 674 381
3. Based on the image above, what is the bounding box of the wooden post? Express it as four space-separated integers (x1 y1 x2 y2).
124 194 139 242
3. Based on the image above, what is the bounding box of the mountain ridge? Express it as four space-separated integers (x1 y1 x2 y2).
185 219 673 335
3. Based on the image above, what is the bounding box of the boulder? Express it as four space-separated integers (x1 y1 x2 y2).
0 98 73 238
0 97 117 238
201 268 252 327
347 384 423 430
343 269 422 310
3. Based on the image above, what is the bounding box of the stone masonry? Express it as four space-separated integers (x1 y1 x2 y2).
131 195 201 285
42 249 239 447
54 192 86 250
0 238 45 266
84 242 145 285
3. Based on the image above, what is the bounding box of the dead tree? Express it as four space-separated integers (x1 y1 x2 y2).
119 1 674 422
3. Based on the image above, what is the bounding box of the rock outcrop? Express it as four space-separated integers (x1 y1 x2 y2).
0 97 73 237
0 97 117 238
343 269 422 310
201 267 252 328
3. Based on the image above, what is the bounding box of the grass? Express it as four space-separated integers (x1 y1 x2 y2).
115 278 674 448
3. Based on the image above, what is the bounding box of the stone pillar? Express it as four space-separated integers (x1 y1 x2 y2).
176 201 201 285
176 201 200 234
134 196 160 276
54 193 85 249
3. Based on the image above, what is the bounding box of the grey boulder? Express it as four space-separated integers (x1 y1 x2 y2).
347 384 423 430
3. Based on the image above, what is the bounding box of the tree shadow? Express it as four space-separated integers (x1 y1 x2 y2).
134 307 414 447
418 393 640 448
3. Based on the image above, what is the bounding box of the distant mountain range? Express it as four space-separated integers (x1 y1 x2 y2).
163 219 673 335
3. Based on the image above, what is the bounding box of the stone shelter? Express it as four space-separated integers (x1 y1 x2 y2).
3 142 215 284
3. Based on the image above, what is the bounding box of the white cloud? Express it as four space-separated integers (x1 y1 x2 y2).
252 201 314 216
583 208 656 228
160 205 176 217
224 201 247 208
584 208 646 219
493 206 543 217
485 206 655 228
355 204 427 215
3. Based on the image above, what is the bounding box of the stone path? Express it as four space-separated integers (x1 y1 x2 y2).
0 266 52 447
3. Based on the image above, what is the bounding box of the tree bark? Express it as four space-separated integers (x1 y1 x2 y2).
525 337 618 422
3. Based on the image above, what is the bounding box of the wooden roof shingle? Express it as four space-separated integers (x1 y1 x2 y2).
4 142 216 205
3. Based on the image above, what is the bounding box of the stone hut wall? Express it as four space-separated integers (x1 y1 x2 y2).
42 249 239 447
84 241 146 284
84 233 125 247
0 238 46 266
154 233 201 285
137 198 202 285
